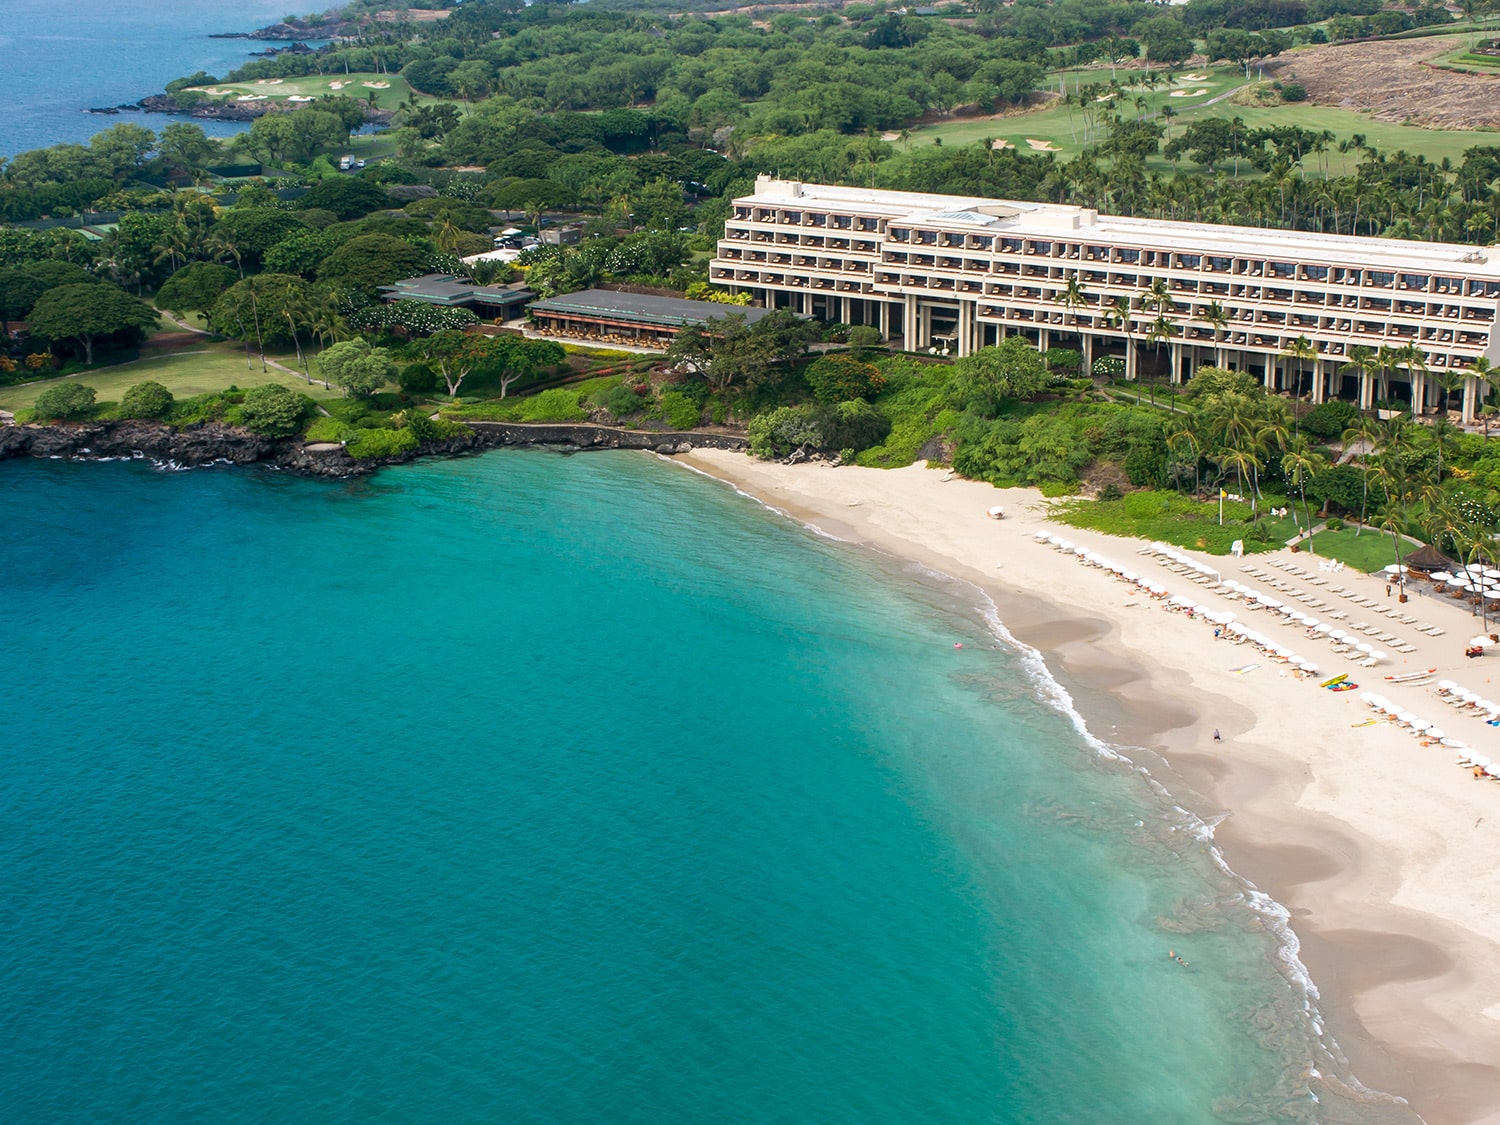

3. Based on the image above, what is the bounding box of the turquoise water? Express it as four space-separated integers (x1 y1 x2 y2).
0 453 1409 1122
0 0 303 159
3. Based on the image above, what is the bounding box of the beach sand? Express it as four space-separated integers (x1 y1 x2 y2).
677 451 1500 1124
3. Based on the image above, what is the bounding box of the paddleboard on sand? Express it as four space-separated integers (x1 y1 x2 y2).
1320 673 1348 688
1230 664 1259 675
1386 669 1436 682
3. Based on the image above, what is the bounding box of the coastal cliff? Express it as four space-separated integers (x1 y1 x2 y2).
0 420 747 478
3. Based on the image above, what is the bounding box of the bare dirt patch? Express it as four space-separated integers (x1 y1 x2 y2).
1267 36 1500 129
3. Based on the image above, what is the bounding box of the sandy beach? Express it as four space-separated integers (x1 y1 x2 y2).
677 450 1500 1125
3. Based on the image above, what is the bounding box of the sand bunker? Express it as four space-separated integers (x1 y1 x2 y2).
236 94 270 102
1169 89 1208 98
328 80 348 89
287 95 314 102
1179 72 1210 81
255 78 284 86
990 139 1013 150
880 131 900 141
1025 138 1060 151
362 81 391 89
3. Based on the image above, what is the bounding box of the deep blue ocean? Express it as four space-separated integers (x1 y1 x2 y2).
0 0 303 160
0 452 1416 1122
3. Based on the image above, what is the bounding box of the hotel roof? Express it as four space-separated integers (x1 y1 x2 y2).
739 178 1500 276
529 289 778 329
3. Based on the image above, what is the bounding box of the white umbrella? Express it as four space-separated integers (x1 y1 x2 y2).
1303 617 1321 628
1314 623 1332 634
1397 711 1417 724
1427 728 1446 740
1411 720 1432 732
1123 571 1139 583
1356 642 1374 654
1438 679 1457 691
1301 662 1320 674
1035 531 1051 541
1329 630 1348 641
1383 702 1402 715
1371 650 1389 663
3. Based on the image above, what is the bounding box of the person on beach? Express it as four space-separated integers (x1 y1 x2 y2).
1213 728 1222 742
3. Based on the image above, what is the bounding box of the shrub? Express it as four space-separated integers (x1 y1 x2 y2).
1092 355 1125 379
398 361 438 393
519 387 588 422
1325 516 1345 531
32 382 97 420
119 381 174 420
657 390 702 430
748 401 888 459
302 416 353 443
1098 483 1123 501
805 354 886 403
597 384 643 420
1044 348 1082 377
345 426 420 459
239 383 306 438
1301 399 1358 439
1281 82 1307 102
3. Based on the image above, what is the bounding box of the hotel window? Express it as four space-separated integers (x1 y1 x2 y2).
782 211 801 224
1304 265 1328 281
1029 241 1053 255
889 228 910 242
1269 262 1295 278
1000 238 1023 253
1118 249 1139 263
1369 271 1395 287
1207 257 1231 272
1399 273 1429 290
1178 255 1201 269
735 207 751 220
1086 245 1108 260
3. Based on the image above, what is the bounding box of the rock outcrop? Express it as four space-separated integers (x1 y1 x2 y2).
0 420 747 479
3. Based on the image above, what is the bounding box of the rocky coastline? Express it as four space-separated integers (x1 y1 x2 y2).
0 420 748 479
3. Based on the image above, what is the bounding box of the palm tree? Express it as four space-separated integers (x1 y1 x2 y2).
1197 300 1230 368
1145 313 1175 406
1468 355 1499 435
1282 437 1329 552
1394 341 1429 414
1340 414 1384 534
1434 367 1466 418
1279 335 1318 400
1167 418 1205 496
1425 414 1462 481
1102 294 1134 379
1053 272 1088 326
1340 345 1379 409
1375 460 1413 585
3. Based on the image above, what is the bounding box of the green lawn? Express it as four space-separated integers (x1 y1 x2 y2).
1304 525 1414 573
0 346 342 412
911 59 1496 171
186 72 431 112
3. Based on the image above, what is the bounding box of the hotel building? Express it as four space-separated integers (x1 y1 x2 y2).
711 177 1500 419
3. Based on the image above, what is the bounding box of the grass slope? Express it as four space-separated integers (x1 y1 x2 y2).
0 345 342 412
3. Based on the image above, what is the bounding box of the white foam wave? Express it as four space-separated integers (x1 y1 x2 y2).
659 454 849 542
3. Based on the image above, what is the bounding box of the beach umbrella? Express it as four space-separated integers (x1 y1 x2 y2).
1410 719 1432 732
1371 650 1389 663
1301 662 1319 673
1355 642 1374 654
1473 755 1493 770
1484 569 1500 581
1123 571 1139 583
989 505 1007 519
1427 728 1446 740
1035 531 1051 542
1397 711 1417 724
1289 611 1307 623
1383 702 1402 715
1304 617 1321 628
1314 623 1332 634
1329 629 1348 641
1438 679 1457 691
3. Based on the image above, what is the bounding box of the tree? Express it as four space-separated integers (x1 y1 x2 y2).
296 177 391 220
238 383 305 437
419 329 490 397
0 270 47 335
209 274 314 353
947 337 1050 416
804 354 886 403
32 382 97 420
1280 335 1318 401
26 283 158 365
316 339 396 398
317 233 428 293
120 381 174 419
1197 300 1230 367
1053 272 1089 326
156 262 238 317
1281 437 1328 551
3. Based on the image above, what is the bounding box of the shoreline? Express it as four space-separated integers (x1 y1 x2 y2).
675 449 1500 1125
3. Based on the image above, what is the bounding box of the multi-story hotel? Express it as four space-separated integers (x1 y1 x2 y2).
711 177 1500 419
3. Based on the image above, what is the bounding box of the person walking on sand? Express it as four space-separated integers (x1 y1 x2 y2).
1213 728 1222 742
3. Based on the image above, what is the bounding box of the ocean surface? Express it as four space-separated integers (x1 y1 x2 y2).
0 0 307 160
0 451 1418 1122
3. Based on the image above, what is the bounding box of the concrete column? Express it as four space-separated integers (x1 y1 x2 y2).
1463 376 1478 423
1038 327 1050 354
1360 373 1374 410
1169 342 1183 384
903 293 918 352
1082 333 1095 373
1125 343 1138 381
879 300 891 340
840 296 851 325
